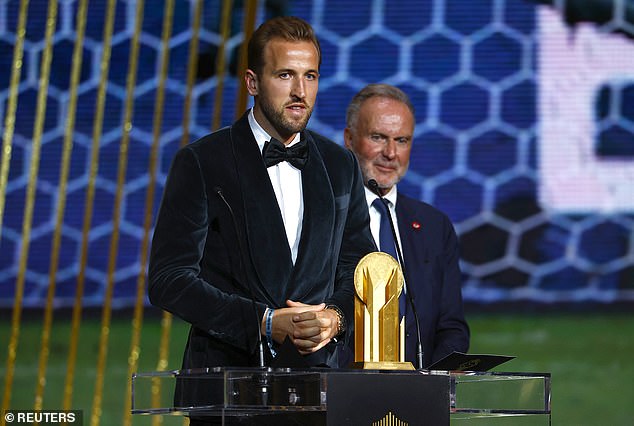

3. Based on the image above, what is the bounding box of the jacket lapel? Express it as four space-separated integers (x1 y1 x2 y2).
230 112 293 304
396 195 425 324
287 132 335 301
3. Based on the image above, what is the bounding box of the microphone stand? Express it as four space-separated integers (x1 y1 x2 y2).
368 179 425 369
214 187 266 368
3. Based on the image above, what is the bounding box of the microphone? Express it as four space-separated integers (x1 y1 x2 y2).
214 186 265 368
367 179 425 369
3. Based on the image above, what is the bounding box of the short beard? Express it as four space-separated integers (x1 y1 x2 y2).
359 162 407 193
259 97 312 138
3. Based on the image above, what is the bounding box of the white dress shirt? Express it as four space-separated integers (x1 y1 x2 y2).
364 185 403 251
248 109 304 264
364 185 407 296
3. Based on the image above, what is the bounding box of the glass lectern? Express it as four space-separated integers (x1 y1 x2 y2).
132 367 551 425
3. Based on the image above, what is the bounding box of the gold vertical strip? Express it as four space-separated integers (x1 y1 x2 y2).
150 311 173 426
63 0 118 410
179 0 203 147
33 0 89 411
211 0 234 131
90 0 145 424
122 0 174 424
0 0 29 238
0 0 29 417
234 0 259 118
1 0 56 422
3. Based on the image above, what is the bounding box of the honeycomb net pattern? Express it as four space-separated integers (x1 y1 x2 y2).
1 0 633 307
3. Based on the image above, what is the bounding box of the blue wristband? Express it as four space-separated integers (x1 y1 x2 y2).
265 308 276 356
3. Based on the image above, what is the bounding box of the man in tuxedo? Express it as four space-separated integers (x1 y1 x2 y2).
344 84 470 368
148 16 375 418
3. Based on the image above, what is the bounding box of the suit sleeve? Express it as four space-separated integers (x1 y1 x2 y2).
148 147 266 353
432 215 470 362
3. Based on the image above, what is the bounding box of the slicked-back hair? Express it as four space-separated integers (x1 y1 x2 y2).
248 16 322 75
346 84 415 129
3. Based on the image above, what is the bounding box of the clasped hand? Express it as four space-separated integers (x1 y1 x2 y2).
263 300 340 355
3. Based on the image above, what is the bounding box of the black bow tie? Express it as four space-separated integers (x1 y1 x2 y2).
262 137 308 170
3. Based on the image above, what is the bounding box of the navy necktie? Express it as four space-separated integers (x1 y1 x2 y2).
372 198 407 318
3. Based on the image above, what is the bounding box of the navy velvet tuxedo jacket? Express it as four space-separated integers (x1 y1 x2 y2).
148 111 375 371
395 192 470 367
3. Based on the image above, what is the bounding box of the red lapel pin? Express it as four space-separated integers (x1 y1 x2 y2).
412 221 421 230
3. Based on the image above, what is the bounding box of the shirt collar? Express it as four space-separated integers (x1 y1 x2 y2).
364 185 398 208
248 108 301 154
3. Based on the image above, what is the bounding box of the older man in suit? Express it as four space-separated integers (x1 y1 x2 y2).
344 84 470 368
148 15 375 412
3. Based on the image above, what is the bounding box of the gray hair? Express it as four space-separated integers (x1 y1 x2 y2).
345 84 415 129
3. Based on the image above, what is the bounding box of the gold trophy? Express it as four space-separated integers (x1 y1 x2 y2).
352 252 414 370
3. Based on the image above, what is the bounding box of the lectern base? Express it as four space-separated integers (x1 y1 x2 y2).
327 371 449 425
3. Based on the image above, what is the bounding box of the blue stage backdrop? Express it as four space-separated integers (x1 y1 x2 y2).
1 0 633 308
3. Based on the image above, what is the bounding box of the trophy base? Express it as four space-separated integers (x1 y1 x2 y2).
350 361 415 370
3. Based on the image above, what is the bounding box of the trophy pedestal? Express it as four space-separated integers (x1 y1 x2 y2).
350 361 414 371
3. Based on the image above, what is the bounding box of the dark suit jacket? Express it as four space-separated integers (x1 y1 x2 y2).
148 111 375 374
396 192 470 367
